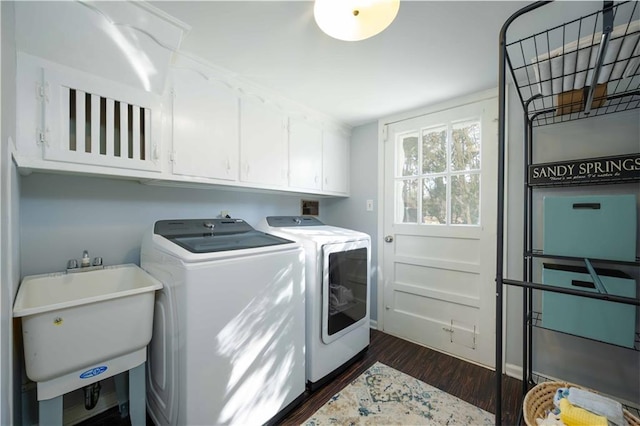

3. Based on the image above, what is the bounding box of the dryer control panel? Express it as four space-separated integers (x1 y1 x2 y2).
266 216 324 227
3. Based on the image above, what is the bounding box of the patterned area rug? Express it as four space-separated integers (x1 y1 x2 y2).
303 362 494 425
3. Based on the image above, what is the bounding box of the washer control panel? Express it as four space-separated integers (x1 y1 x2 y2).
154 218 252 237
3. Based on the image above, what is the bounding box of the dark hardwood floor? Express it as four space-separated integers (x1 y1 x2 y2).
278 329 523 425
79 329 523 425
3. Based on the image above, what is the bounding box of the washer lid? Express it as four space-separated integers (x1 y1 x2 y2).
154 219 293 253
266 216 324 227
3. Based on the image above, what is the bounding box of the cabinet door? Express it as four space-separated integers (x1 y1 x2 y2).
34 55 162 173
240 97 288 187
171 67 239 181
322 130 349 194
289 118 322 191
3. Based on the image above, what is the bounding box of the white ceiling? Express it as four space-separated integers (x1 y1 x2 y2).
148 0 535 127
149 1 608 128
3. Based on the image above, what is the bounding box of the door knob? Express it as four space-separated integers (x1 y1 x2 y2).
384 235 393 243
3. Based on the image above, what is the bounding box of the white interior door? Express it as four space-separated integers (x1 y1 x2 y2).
382 93 498 367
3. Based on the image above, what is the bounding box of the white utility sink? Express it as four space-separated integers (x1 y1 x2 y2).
13 264 162 400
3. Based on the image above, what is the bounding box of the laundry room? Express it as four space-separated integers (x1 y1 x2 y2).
2 1 639 426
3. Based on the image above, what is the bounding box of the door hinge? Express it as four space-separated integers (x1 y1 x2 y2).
382 125 388 142
472 325 477 349
36 82 49 102
169 151 176 162
443 319 455 342
37 128 49 146
444 321 477 349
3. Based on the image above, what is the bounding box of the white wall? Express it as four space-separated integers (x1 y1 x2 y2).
323 122 379 323
1 1 20 424
504 85 640 403
19 173 325 277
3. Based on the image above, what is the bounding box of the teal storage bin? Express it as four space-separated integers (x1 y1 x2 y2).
543 194 637 261
542 264 637 348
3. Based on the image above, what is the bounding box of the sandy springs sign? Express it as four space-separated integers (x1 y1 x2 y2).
528 153 640 186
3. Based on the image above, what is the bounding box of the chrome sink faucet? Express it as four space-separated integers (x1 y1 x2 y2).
81 250 91 267
67 250 104 273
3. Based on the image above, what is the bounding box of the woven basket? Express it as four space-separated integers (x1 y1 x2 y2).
523 381 640 426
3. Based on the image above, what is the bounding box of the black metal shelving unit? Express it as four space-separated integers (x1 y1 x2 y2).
496 1 640 424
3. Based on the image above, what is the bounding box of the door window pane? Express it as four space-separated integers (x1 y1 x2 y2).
451 174 480 225
396 179 418 223
451 121 481 171
422 126 447 173
422 176 447 225
393 117 482 226
397 134 418 176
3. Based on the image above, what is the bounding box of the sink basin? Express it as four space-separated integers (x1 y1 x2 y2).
13 264 162 399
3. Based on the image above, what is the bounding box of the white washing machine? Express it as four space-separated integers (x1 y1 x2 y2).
140 218 306 425
257 216 370 390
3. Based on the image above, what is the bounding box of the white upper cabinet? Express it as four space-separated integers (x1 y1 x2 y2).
171 56 239 182
240 96 288 187
322 129 350 194
12 2 351 196
288 118 323 191
12 0 188 177
16 53 163 175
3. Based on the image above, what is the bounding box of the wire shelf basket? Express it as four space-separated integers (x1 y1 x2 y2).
506 1 640 127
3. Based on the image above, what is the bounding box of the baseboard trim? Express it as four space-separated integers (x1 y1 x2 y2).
369 319 378 330
505 363 522 380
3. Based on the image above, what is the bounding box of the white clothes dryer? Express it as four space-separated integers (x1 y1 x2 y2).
141 218 305 426
256 216 370 390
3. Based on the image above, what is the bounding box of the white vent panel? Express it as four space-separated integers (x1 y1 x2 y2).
59 89 152 165
39 61 162 173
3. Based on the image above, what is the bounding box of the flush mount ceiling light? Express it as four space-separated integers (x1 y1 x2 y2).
314 0 400 42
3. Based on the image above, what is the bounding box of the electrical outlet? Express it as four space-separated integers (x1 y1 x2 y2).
366 200 374 211
220 210 231 218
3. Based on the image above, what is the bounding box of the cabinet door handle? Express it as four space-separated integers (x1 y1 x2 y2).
571 280 596 289
572 203 601 209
